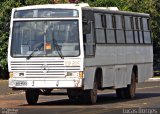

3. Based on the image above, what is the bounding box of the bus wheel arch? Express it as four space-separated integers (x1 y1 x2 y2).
95 67 103 90
81 67 102 104
124 66 138 99
116 65 138 99
133 65 138 83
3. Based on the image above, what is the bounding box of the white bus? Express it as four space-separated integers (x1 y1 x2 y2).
8 3 153 105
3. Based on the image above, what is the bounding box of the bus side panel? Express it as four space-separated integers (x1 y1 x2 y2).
136 45 153 82
100 46 116 87
102 66 115 87
126 46 136 85
83 67 96 90
126 65 133 84
138 63 153 82
114 46 127 88
114 65 127 88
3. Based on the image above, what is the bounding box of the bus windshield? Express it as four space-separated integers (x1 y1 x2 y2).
11 20 80 57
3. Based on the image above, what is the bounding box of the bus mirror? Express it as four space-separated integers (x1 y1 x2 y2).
83 21 91 34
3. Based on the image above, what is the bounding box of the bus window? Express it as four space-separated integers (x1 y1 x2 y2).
133 17 140 44
138 17 144 44
143 18 151 44
95 13 102 28
125 16 134 43
115 15 125 43
106 14 116 43
83 20 91 34
83 21 95 56
95 13 106 43
96 29 106 43
101 15 106 28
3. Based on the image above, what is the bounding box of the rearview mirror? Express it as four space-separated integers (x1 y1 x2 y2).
83 20 91 34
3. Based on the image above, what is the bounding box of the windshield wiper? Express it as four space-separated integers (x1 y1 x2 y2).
26 42 43 60
52 36 64 59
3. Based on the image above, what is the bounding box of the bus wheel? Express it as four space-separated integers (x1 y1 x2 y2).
25 89 39 105
67 89 81 100
67 92 77 100
124 72 136 99
116 88 125 99
83 79 97 104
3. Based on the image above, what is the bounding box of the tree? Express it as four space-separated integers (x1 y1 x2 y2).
86 0 125 8
0 0 23 78
121 0 160 64
24 0 51 5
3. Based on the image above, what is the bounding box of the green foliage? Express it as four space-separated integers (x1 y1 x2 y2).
24 0 51 5
120 0 160 64
88 0 124 8
0 0 22 73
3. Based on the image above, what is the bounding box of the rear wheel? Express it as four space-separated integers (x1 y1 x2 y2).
26 89 39 105
116 71 136 99
124 72 136 99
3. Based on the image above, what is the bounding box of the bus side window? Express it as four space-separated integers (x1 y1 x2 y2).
83 21 95 56
83 20 91 34
138 17 144 44
133 17 140 44
142 18 151 44
106 14 116 43
115 15 125 43
125 16 134 44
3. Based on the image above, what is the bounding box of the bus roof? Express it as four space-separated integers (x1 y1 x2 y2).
82 7 150 17
13 3 89 11
13 3 149 17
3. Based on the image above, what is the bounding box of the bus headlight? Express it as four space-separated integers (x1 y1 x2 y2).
65 71 84 78
9 72 25 78
79 71 84 78
9 72 14 78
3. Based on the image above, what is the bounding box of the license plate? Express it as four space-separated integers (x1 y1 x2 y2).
15 81 27 86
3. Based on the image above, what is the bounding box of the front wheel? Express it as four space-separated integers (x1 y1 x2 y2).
116 88 125 99
67 89 80 100
25 89 39 105
82 79 98 104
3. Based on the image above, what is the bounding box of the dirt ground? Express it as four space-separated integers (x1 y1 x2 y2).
0 80 23 95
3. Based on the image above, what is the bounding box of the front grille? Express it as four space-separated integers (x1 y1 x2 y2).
10 60 80 78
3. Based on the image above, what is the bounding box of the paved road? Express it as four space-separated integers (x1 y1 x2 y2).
0 81 160 114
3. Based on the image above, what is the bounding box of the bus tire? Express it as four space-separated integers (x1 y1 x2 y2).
25 89 39 105
116 88 125 99
124 71 136 99
67 89 82 100
83 79 97 104
67 92 77 100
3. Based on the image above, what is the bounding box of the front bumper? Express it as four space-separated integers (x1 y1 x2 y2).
9 78 83 89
